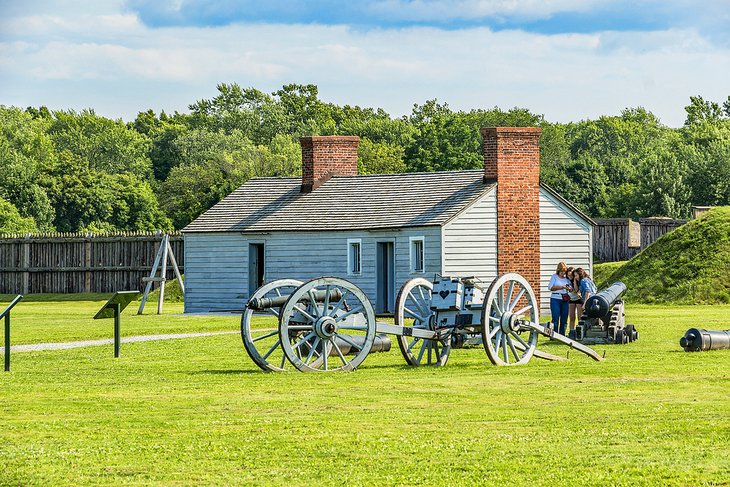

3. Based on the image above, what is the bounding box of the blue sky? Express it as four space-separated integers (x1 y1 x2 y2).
1 0 729 126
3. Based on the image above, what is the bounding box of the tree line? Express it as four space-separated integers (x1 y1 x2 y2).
2 83 729 233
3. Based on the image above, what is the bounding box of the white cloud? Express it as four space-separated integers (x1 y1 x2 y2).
0 2 728 126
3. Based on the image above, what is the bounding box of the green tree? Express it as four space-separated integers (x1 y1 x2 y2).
48 109 154 180
0 196 38 233
0 107 56 230
358 138 406 174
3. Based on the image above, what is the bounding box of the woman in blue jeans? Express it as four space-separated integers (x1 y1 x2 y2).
548 261 571 335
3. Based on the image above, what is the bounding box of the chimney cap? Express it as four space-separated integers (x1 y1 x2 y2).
300 135 360 143
480 127 541 137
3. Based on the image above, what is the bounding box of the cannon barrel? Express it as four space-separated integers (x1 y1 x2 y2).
332 334 391 356
248 288 343 310
680 328 730 352
584 282 627 319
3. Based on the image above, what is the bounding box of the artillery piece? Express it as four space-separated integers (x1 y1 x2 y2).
575 282 638 345
680 328 730 352
241 273 604 372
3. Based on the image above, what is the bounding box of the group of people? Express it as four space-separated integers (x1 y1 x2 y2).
548 262 597 340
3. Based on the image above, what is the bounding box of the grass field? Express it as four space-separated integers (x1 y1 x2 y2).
1 296 730 485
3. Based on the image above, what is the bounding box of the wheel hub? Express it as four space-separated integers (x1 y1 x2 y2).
314 316 338 339
500 312 520 333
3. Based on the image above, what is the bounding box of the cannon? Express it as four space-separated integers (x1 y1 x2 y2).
241 273 604 372
680 328 730 352
576 282 638 345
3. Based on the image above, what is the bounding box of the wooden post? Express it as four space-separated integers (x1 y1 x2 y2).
167 238 185 293
157 235 169 315
137 237 164 315
22 235 30 295
84 236 92 293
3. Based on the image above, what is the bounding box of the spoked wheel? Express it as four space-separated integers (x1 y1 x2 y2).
395 278 449 366
242 279 303 371
481 273 539 366
279 277 376 372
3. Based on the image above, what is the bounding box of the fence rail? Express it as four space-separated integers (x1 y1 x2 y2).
0 232 183 294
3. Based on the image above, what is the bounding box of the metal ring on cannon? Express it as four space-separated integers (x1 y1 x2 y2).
278 277 376 372
480 273 539 366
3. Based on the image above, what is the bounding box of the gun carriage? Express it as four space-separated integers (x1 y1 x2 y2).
576 282 638 345
242 273 603 372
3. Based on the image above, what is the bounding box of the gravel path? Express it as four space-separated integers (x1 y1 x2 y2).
1 331 238 353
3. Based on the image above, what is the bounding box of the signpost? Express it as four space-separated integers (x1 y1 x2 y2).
93 291 141 358
1 295 23 372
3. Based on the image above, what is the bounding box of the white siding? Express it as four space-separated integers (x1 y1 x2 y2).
184 227 441 313
441 188 498 281
539 189 593 314
184 233 248 313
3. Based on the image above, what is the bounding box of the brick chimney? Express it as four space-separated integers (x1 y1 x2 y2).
300 136 359 192
481 127 542 305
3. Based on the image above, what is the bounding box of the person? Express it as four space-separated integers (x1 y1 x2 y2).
548 262 571 336
566 267 582 340
576 267 597 311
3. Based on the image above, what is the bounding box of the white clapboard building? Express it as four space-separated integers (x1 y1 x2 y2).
183 128 594 315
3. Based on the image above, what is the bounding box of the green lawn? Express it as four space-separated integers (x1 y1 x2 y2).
1 297 730 485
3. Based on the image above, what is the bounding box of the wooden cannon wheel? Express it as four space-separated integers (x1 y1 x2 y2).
241 279 304 372
278 277 376 372
394 278 450 366
481 273 539 366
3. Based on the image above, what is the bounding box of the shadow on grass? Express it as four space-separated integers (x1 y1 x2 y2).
194 369 262 375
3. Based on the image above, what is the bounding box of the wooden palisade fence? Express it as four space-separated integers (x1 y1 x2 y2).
0 232 184 294
593 218 688 262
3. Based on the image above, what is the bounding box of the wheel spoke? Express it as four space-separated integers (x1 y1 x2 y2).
335 306 364 323
502 334 509 363
407 337 420 351
268 308 280 317
262 340 281 360
489 316 500 323
416 339 427 364
292 331 317 350
305 337 320 365
331 338 348 366
513 304 533 318
497 287 504 313
489 325 500 339
293 305 316 323
307 290 320 318
510 288 526 312
505 281 515 311
512 332 529 348
337 333 363 351
286 325 313 331
323 340 329 370
323 285 331 314
280 354 287 368
493 330 502 352
506 335 521 361
328 290 349 317
251 330 278 342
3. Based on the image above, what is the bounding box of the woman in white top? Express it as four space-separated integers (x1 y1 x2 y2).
548 261 572 336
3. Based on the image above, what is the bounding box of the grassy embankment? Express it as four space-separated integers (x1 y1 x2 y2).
598 206 730 304
1 295 729 485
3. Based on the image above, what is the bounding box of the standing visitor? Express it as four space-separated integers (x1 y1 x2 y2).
548 262 571 336
576 268 597 307
566 267 582 340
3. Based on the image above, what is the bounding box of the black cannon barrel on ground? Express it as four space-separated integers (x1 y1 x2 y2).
585 282 627 319
680 328 730 352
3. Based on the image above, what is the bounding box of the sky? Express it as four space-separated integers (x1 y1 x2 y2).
1 0 729 127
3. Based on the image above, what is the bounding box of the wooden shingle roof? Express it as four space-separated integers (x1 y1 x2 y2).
183 170 494 233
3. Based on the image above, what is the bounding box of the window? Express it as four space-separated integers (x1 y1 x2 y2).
410 236 425 273
347 239 362 275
